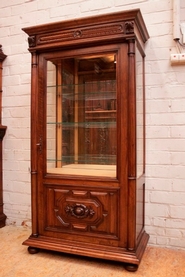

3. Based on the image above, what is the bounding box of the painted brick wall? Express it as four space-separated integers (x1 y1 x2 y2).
0 0 185 249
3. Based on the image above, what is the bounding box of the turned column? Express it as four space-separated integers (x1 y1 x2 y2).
0 45 7 228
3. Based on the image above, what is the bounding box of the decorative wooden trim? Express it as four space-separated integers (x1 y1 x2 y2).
0 125 6 140
65 203 95 219
28 36 36 48
125 21 134 34
0 45 7 62
35 23 124 47
0 46 7 228
23 9 149 51
127 39 137 250
23 231 149 265
30 51 39 237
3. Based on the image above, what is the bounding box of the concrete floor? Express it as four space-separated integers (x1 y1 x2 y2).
0 226 185 277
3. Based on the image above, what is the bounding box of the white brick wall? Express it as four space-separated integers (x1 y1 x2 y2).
0 0 185 250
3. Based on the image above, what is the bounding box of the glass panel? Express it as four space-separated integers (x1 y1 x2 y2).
46 54 117 177
136 48 144 178
136 46 145 238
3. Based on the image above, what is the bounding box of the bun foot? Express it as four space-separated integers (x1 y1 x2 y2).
125 263 138 272
28 246 40 254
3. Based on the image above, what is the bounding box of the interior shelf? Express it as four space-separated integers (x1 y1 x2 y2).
47 163 116 177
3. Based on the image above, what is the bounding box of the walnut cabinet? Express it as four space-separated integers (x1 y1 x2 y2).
22 9 149 271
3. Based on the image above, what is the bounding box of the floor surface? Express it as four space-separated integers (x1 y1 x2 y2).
0 225 185 277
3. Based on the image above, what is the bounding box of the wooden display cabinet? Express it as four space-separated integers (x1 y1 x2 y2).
22 9 149 271
0 45 7 228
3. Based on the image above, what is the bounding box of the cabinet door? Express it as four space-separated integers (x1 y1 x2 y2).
46 54 117 177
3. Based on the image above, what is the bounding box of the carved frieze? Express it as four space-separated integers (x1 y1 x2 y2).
26 21 136 49
31 23 125 48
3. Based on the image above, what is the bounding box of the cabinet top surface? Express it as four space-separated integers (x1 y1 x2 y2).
23 9 144 32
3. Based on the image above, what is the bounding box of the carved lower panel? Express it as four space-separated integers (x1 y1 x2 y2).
45 186 119 238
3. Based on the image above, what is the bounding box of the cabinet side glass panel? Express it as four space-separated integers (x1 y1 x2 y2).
136 46 145 239
136 49 144 178
46 54 117 177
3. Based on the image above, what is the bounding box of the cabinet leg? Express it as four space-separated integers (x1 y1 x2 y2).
124 263 138 272
27 246 40 254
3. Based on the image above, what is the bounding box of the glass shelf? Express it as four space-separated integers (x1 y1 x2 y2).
47 154 116 164
47 80 116 88
47 121 116 126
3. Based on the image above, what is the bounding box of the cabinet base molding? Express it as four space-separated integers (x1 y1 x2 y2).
23 231 149 269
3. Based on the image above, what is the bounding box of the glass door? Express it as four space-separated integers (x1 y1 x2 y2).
46 53 117 177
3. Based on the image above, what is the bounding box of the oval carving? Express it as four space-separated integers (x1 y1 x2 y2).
65 203 95 219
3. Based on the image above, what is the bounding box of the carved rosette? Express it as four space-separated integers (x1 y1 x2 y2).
0 126 7 140
0 45 7 62
28 35 36 47
125 21 134 34
65 203 95 219
73 30 82 38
